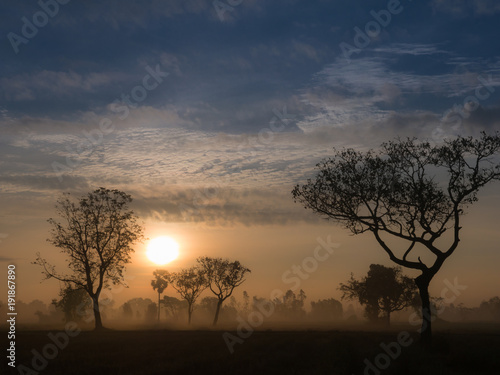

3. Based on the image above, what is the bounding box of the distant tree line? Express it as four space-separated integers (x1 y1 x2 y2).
2 292 498 327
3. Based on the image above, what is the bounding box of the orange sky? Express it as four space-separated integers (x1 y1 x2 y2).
1 183 499 310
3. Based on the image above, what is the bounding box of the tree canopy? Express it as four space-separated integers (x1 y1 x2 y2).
197 256 251 326
169 266 207 324
339 264 416 326
34 187 144 330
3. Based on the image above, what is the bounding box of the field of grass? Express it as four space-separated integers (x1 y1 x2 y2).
7 328 500 374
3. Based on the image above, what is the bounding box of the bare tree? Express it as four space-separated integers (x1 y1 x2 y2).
339 264 416 326
292 133 500 346
197 257 251 326
34 188 144 330
170 266 207 324
151 270 170 323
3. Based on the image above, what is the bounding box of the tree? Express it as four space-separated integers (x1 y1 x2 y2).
170 266 207 324
242 291 250 313
273 289 307 320
310 298 343 321
339 264 416 326
292 133 500 346
479 296 500 321
34 188 144 330
162 296 187 321
197 256 251 326
122 302 133 319
145 302 157 322
200 296 219 314
54 285 92 323
123 297 154 319
151 270 170 322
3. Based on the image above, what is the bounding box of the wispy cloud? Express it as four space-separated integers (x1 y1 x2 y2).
372 43 450 56
431 0 500 16
1 70 128 101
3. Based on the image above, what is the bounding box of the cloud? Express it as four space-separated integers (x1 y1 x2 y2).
298 50 500 135
131 187 320 226
473 0 500 14
79 0 211 29
372 43 450 56
463 105 500 129
312 56 466 97
1 103 497 227
431 0 500 16
0 175 91 192
292 41 321 62
431 0 469 16
0 70 128 102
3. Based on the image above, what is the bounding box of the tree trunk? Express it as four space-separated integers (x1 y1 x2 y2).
415 274 432 349
385 311 391 327
213 300 223 326
188 304 193 325
92 296 104 330
158 292 161 323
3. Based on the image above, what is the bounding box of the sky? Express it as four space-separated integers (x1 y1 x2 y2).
1 0 500 311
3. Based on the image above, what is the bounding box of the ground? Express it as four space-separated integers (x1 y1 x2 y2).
7 326 500 375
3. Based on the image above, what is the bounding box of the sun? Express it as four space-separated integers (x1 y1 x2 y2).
146 236 180 265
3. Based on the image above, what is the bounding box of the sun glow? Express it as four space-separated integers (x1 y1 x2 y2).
146 236 180 265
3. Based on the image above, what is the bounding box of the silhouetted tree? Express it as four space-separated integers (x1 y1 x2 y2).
54 285 92 323
479 296 500 321
197 256 251 326
242 291 250 313
339 264 416 326
228 296 240 311
170 266 207 324
200 296 219 322
151 269 170 322
310 298 343 321
122 302 133 319
34 188 144 330
162 296 187 320
274 289 307 320
293 133 500 347
146 302 157 322
125 297 154 319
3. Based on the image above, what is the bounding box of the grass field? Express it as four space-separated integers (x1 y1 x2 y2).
7 328 500 375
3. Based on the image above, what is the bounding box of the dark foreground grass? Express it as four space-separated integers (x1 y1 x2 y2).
6 329 500 375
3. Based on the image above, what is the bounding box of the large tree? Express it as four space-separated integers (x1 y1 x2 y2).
197 256 251 326
292 133 500 346
151 269 170 323
34 188 144 330
339 264 416 326
169 266 207 324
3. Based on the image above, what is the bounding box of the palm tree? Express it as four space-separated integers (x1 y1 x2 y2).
151 270 170 322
